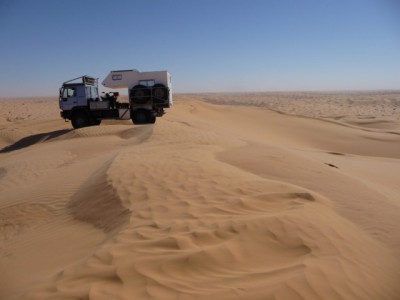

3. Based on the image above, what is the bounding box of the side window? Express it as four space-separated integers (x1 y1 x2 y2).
68 88 75 97
139 80 155 87
112 74 122 80
91 87 98 99
85 87 98 100
62 87 76 99
86 87 91 99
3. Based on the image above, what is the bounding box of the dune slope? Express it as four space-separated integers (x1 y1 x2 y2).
0 96 399 300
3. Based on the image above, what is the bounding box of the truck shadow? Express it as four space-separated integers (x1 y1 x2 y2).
0 129 72 153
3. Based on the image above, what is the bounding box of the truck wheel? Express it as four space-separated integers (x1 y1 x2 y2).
71 111 90 129
152 84 168 102
132 109 150 125
149 115 156 124
130 85 150 104
92 119 101 126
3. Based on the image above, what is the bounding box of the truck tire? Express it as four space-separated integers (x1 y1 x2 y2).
130 85 150 104
71 110 90 129
92 119 101 126
152 84 168 102
149 115 156 124
132 109 153 125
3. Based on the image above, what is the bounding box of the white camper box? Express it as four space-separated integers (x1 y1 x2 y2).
102 69 173 106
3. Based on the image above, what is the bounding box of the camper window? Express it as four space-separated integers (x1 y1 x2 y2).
139 80 155 87
112 74 122 80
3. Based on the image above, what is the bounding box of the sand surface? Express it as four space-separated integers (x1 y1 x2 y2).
1 92 400 299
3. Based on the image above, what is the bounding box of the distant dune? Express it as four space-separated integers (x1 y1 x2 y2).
1 92 400 300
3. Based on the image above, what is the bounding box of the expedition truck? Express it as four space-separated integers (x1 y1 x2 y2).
59 69 172 129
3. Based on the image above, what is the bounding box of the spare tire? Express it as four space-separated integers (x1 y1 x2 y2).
130 85 150 104
152 84 168 102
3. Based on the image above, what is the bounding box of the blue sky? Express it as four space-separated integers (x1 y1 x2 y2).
0 0 399 97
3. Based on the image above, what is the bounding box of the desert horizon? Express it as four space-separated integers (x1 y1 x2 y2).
1 91 399 299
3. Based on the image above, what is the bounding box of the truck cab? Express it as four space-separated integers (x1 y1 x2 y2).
59 76 98 111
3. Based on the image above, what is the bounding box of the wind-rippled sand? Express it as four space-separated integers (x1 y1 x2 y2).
1 92 400 300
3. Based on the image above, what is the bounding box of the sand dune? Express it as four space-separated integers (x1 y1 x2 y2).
0 93 400 299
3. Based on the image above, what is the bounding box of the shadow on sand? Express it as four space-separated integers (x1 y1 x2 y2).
0 129 72 153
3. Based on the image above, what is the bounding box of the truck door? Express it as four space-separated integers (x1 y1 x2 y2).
60 85 88 110
60 86 78 111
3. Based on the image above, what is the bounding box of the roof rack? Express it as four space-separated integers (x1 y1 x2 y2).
63 75 97 86
111 69 139 73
